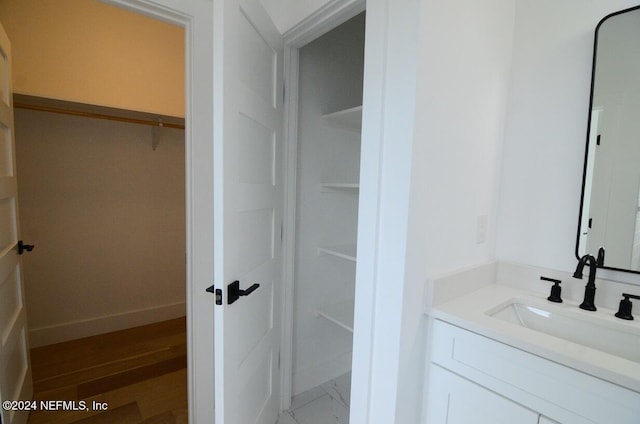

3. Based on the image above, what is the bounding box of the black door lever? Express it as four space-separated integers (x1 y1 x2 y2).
17 240 34 255
228 280 260 305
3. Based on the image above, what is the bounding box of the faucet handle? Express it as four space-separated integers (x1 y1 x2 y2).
596 247 605 267
615 293 640 320
541 276 562 303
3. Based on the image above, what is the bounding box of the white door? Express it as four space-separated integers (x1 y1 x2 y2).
0 22 33 424
212 0 283 422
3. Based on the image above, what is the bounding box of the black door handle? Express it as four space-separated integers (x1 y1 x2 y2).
228 280 260 305
17 240 34 255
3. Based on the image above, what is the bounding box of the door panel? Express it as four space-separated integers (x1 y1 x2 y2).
0 125 12 176
213 0 283 422
236 11 278 107
0 260 22 334
0 21 33 424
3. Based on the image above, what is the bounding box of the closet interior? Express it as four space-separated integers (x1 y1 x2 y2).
291 12 365 399
14 96 186 348
0 0 187 348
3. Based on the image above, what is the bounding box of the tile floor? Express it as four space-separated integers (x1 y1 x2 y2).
277 373 351 424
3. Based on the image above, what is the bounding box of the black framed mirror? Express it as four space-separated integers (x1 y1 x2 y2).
576 5 640 273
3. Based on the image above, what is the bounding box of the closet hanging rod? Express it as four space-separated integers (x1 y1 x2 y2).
13 101 185 130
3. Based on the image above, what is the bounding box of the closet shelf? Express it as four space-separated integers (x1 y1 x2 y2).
13 94 185 129
317 244 357 262
320 183 360 192
316 299 354 333
322 105 362 131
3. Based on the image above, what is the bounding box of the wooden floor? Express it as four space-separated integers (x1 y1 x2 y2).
27 318 188 424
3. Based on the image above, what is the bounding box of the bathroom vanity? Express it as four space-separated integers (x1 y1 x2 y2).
422 262 640 424
422 6 640 422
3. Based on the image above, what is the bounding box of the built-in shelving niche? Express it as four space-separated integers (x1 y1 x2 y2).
312 104 362 335
316 243 356 332
317 244 357 262
316 300 354 333
321 105 362 132
289 15 365 399
319 183 360 193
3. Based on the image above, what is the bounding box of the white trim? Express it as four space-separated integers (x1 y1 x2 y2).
283 0 365 47
28 302 187 348
281 44 299 411
99 2 214 422
280 0 365 413
351 0 420 421
100 0 189 25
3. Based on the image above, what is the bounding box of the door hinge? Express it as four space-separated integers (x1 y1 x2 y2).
588 218 593 229
596 134 601 146
280 223 283 242
283 85 286 104
278 352 281 369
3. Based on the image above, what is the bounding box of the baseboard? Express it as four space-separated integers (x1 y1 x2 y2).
292 350 352 396
28 301 186 348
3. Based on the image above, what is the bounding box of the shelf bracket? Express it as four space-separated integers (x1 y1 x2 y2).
151 118 163 150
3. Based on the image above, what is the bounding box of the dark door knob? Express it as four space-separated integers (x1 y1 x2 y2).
17 240 34 255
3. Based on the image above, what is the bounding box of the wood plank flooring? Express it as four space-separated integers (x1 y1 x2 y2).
27 318 188 424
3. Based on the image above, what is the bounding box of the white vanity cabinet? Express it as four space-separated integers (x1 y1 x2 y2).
426 365 539 423
424 320 640 424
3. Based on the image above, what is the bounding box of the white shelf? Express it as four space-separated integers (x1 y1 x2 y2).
320 183 360 192
322 105 362 131
316 299 354 333
317 244 357 262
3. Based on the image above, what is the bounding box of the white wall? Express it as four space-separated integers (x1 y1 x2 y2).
293 13 364 394
496 0 640 283
402 1 515 422
15 109 186 347
0 0 185 117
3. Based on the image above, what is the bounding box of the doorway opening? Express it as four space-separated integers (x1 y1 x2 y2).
5 0 190 422
280 11 365 423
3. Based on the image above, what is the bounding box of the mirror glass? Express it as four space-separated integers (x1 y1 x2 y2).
577 5 640 273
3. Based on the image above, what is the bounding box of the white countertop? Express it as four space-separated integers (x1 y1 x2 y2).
430 284 640 393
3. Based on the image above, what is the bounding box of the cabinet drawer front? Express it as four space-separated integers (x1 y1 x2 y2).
431 320 640 424
426 365 539 424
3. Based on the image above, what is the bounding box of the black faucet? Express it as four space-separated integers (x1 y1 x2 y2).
573 254 598 311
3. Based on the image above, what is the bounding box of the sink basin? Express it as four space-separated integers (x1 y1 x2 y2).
488 300 640 363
